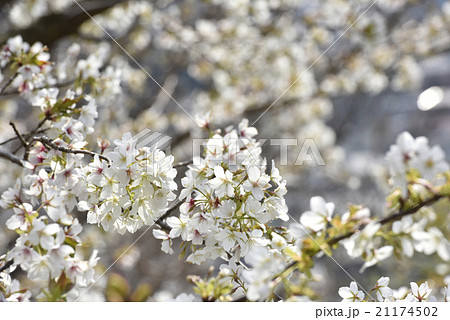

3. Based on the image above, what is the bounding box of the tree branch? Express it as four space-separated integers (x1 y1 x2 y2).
9 122 27 147
233 192 447 302
32 136 111 163
0 149 23 167
0 73 18 95
155 199 183 231
328 193 446 247
0 260 13 273
0 80 75 97
0 129 47 146
1 0 129 47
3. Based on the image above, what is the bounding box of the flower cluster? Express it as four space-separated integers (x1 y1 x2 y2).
0 176 98 300
79 133 177 234
0 38 105 299
0 34 177 300
0 35 54 95
296 195 393 272
386 132 449 197
241 246 288 301
1 0 450 301
339 278 449 302
0 267 31 302
153 119 289 266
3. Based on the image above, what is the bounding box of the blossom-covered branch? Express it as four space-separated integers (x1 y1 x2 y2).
31 136 111 163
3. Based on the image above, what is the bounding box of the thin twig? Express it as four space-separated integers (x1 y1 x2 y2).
0 260 13 273
328 193 446 246
9 122 27 147
25 115 51 141
0 129 47 146
0 79 75 97
32 136 111 163
0 149 23 167
12 116 52 154
155 199 183 230
0 73 18 94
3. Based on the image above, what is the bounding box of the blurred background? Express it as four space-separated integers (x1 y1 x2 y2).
0 0 450 301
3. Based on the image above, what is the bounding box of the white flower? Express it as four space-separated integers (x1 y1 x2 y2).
79 97 98 129
28 222 64 251
410 144 449 180
160 121 289 269
413 227 450 261
55 118 84 142
6 203 35 231
8 240 40 270
360 246 393 272
215 229 243 252
242 247 283 301
386 132 449 196
238 229 270 256
300 196 335 232
214 199 236 219
209 166 235 197
186 249 207 265
28 255 62 281
179 170 197 201
195 111 211 129
80 133 177 234
339 281 365 302
5 35 28 55
0 271 31 302
17 64 40 81
373 277 394 301
343 222 381 258
243 166 270 200
152 229 173 254
392 216 419 257
87 155 108 185
385 132 417 196
167 214 192 241
238 118 258 139
341 207 370 224
410 282 432 301
76 54 102 78
0 179 22 209
30 88 59 110
271 233 287 250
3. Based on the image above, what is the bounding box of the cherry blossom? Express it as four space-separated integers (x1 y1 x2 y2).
300 196 335 232
338 281 365 302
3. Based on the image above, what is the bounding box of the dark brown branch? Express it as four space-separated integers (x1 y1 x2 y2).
155 199 183 231
0 129 47 146
328 193 446 247
26 116 51 140
0 80 75 97
11 118 52 157
0 149 23 167
378 194 445 225
0 73 17 94
1 0 129 47
32 136 110 163
0 260 13 273
9 122 27 147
